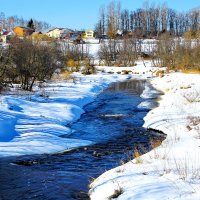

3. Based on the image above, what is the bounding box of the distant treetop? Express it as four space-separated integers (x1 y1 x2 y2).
27 19 35 30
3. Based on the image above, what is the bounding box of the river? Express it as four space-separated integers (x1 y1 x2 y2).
0 79 165 200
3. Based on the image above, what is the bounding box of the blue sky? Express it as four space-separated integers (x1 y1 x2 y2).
0 0 199 30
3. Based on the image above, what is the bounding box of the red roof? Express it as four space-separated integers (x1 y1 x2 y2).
3 31 9 36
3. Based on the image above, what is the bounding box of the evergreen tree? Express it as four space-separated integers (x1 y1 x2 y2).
27 18 35 30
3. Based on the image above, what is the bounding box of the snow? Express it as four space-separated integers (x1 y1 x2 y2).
95 60 157 77
83 38 100 44
89 72 200 200
0 73 133 157
1 45 200 199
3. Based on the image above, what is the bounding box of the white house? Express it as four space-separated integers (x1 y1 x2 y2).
45 28 74 39
45 28 64 38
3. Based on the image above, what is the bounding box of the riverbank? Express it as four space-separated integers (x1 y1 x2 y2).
1 78 165 200
89 72 200 199
0 60 156 157
1 60 199 199
0 74 129 157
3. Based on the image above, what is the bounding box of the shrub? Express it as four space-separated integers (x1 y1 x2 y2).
7 38 63 90
152 34 200 72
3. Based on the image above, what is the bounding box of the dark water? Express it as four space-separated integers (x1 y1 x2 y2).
0 79 165 200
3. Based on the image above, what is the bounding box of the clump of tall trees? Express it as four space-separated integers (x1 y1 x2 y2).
95 1 200 38
96 1 200 71
0 38 63 91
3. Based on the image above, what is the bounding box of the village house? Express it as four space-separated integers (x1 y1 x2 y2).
82 29 94 39
46 28 74 39
60 28 74 39
13 26 34 37
0 30 14 43
45 28 63 38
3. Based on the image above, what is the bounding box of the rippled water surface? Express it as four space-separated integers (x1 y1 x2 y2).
0 79 165 200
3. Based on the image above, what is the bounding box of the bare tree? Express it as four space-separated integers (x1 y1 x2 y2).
0 12 6 30
98 39 119 65
9 38 63 90
95 6 106 36
107 1 121 38
0 45 17 88
118 37 138 66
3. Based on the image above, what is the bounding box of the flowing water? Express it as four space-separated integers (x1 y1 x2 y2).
0 79 165 200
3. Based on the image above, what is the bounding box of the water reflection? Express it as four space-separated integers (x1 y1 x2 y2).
108 79 146 95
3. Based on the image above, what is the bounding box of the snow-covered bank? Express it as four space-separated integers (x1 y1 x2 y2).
95 60 157 75
89 73 200 200
0 73 134 158
0 60 157 158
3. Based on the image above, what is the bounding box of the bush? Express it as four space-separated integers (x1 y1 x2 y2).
98 38 139 66
117 38 138 66
152 33 200 72
3 38 64 91
98 39 119 66
81 57 96 75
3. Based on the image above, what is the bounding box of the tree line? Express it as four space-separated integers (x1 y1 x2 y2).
95 1 200 38
0 12 51 32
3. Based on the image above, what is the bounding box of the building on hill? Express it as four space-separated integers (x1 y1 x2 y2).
45 28 74 39
0 31 14 43
82 29 94 39
45 28 64 38
13 26 34 37
60 28 74 39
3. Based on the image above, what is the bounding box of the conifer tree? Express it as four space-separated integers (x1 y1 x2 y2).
27 18 35 30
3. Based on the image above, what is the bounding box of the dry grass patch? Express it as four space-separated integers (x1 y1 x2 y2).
182 69 200 74
60 70 72 80
108 184 123 200
132 148 143 164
